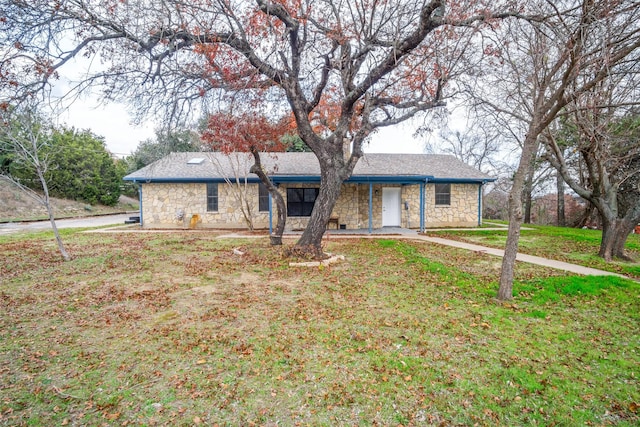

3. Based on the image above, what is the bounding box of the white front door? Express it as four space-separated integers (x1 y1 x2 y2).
382 187 401 227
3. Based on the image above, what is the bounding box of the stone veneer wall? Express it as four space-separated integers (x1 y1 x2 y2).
329 184 360 229
424 183 479 227
141 182 270 229
403 185 423 229
141 181 480 230
353 183 478 229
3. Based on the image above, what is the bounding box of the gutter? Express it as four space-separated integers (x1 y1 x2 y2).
125 175 496 185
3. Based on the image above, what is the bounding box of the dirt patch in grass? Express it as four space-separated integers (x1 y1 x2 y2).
1 231 638 426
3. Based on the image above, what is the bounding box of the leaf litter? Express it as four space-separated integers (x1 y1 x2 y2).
0 232 638 426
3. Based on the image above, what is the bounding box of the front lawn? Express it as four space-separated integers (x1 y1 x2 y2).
1 230 638 425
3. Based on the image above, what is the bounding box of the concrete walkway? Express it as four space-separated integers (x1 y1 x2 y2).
287 228 627 278
412 235 626 278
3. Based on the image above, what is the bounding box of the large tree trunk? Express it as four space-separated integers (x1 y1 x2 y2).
523 175 534 224
611 220 636 260
523 141 539 224
557 170 565 227
598 212 633 262
498 133 539 301
601 203 640 261
249 149 286 245
294 158 344 258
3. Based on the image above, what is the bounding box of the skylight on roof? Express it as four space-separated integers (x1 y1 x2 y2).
187 157 205 165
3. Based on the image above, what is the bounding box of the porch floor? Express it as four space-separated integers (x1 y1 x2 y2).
284 227 419 236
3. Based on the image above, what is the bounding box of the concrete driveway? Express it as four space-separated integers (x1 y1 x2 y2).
0 213 137 235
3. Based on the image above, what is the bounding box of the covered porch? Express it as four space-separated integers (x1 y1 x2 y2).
266 176 490 235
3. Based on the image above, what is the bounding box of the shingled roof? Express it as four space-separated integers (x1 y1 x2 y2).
124 152 494 183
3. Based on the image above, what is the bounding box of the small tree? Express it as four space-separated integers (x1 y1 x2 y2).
208 152 258 231
4 126 122 206
202 112 290 245
0 107 71 261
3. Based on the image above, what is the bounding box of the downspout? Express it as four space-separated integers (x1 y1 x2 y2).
137 184 143 227
420 180 425 232
368 182 373 233
268 192 273 235
478 182 484 227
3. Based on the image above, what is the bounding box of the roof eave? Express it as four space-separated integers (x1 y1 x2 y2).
429 177 497 184
124 175 495 184
123 177 263 184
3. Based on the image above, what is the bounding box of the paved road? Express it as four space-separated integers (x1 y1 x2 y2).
0 213 137 235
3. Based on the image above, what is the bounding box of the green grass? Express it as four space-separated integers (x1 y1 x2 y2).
1 230 638 426
427 222 640 279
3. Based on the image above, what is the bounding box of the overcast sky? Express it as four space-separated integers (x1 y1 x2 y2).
51 55 436 157
55 97 430 157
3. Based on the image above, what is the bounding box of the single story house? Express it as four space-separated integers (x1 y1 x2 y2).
123 152 495 232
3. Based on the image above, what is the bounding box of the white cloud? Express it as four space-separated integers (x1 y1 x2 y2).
48 56 156 157
50 56 442 156
55 100 155 157
366 124 427 154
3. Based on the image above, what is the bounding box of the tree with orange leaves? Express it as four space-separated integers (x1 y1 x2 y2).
202 112 292 244
0 0 526 257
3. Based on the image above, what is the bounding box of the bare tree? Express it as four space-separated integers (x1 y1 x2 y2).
0 0 528 258
249 149 287 246
543 89 640 261
427 118 505 174
201 113 290 245
462 0 640 300
208 152 258 231
0 107 71 261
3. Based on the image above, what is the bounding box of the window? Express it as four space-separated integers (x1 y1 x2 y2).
435 183 451 206
287 188 319 217
206 183 218 212
258 183 269 212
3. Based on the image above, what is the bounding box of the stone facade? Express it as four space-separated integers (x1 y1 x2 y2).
141 182 270 229
424 183 480 227
139 181 481 230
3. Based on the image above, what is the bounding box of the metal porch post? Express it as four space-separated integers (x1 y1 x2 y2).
268 192 273 235
137 184 143 227
368 182 373 233
420 181 425 232
478 183 483 227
